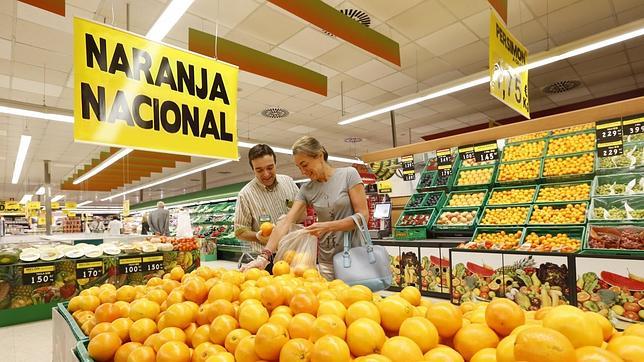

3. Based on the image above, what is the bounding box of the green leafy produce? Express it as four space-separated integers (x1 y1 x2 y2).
582 272 599 294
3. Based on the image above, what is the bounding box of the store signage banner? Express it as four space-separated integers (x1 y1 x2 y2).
123 200 130 216
489 12 530 119
27 201 41 210
377 180 392 194
0 201 24 213
73 18 239 159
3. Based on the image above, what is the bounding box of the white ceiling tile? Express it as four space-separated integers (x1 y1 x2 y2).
346 59 397 83
0 37 11 60
581 64 632 86
349 0 424 21
413 124 443 134
367 92 400 106
463 10 489 39
573 51 629 75
457 112 489 125
236 5 305 45
238 71 273 87
627 44 644 62
320 95 361 110
393 83 421 97
15 19 71 55
345 83 387 102
17 2 71 33
11 77 62 97
616 4 644 24
316 43 373 72
439 0 488 19
416 22 478 56
371 71 417 90
507 0 535 28
279 96 315 113
541 0 613 36
587 76 637 96
0 73 8 88
280 27 340 59
388 0 456 40
305 61 339 78
287 125 317 134
268 47 308 65
612 0 643 12
194 0 259 29
400 106 438 120
439 41 487 68
372 23 411 46
511 19 547 46
422 70 465 87
523 0 580 17
545 85 591 103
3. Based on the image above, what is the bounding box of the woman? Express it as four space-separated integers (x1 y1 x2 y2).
141 213 150 235
242 136 369 280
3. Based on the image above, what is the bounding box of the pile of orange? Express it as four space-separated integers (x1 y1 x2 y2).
543 153 595 177
551 123 595 136
480 206 530 225
536 182 591 202
487 187 536 205
507 131 549 143
472 230 523 250
529 203 587 224
68 265 644 362
502 140 545 161
547 132 596 156
497 159 541 181
523 232 581 253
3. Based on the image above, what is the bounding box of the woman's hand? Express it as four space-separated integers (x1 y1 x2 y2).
304 222 333 237
239 256 269 272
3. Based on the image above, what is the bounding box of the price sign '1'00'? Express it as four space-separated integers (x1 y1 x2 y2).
119 257 142 274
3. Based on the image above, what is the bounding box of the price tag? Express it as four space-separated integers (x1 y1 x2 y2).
596 118 623 158
474 143 498 162
76 259 104 279
118 256 142 274
438 164 452 177
622 114 644 136
22 264 55 285
142 254 164 273
436 149 454 177
458 145 475 161
400 155 415 181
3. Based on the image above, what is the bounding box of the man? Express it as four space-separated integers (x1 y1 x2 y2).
107 216 123 235
88 216 105 233
234 144 299 253
149 201 170 236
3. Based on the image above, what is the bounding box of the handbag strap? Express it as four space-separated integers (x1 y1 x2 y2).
342 214 376 268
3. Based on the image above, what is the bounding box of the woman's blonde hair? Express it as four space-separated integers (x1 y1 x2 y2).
292 136 328 161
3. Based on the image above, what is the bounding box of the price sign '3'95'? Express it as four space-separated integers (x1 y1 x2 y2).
489 12 530 119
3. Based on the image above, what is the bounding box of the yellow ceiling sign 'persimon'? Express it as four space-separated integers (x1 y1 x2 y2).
73 17 239 159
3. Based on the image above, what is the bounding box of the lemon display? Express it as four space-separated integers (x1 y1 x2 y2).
470 230 523 249
447 192 486 207
507 131 550 143
547 132 596 156
502 140 545 161
497 160 541 182
529 203 587 224
523 232 581 252
536 183 591 202
551 123 594 135
543 153 594 177
480 206 530 225
457 168 494 186
488 187 535 205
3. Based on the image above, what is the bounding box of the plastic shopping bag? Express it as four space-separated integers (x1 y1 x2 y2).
274 225 317 276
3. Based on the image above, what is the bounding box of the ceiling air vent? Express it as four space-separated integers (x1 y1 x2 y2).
344 137 363 143
542 80 581 94
324 9 371 36
261 107 289 119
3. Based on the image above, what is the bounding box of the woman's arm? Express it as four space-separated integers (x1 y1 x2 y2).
304 183 369 236
264 199 307 253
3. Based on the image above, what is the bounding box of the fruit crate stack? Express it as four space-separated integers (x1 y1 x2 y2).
63 217 82 233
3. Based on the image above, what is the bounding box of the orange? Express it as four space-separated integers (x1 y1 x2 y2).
317 300 347 319
514 326 575 362
114 341 141 362
288 313 316 339
158 326 187 344
90 322 117 339
170 267 185 281
470 347 497 362
111 317 134 342
381 336 424 362
496 334 517 362
399 316 439 353
272 261 291 276
209 314 238 345
209 299 235 319
146 289 168 305
426 302 463 338
624 324 644 338
280 338 313 362
423 346 464 362
99 288 117 304
192 342 223 362
126 345 155 362
162 303 195 329
244 267 263 281
606 335 644 362
224 328 251 353
260 222 273 236
311 335 351 362
354 355 393 362
238 303 269 334
129 298 161 321
575 346 623 362
377 297 414 332
272 305 293 316
346 301 380 325
208 282 235 302
235 335 260 362
88 332 122 362
338 285 372 308
542 305 603 348
190 324 211 348
290 292 319 315
116 286 137 302
316 290 336 301
204 352 235 362
184 278 208 304
310 314 347 342
346 318 386 357
268 311 292 329
400 286 422 306
156 341 191 362
485 298 525 337
586 312 614 341
238 286 261 303
255 322 290 360
95 303 122 323
261 283 286 310
196 303 217 326
166 290 186 306
453 324 499 361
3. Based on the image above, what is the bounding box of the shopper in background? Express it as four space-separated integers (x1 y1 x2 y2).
88 216 104 233
140 213 150 235
107 216 123 235
234 144 299 250
149 201 170 236
242 136 369 280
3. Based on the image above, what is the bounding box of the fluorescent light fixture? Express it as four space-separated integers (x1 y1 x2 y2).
77 201 93 207
239 141 363 164
73 148 134 184
294 178 310 183
35 186 45 195
146 0 195 41
51 195 65 202
0 105 74 123
101 159 233 201
12 135 32 184
19 194 33 204
338 22 644 126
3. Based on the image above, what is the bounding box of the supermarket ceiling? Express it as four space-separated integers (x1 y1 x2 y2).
0 0 643 204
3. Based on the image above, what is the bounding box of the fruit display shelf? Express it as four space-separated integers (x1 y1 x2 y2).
591 172 644 197
520 226 585 253
404 192 428 210
527 202 588 226
486 185 537 206
404 191 446 211
415 170 436 192
550 122 595 136
477 205 531 227
500 138 547 162
589 196 644 223
443 189 488 209
461 227 525 251
495 158 543 186
394 208 437 240
452 164 497 190
431 208 480 234
583 223 644 256
541 151 596 183
596 141 644 175
535 180 592 204
506 130 550 144
546 131 596 157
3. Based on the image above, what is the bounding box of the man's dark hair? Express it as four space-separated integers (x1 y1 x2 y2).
248 144 276 168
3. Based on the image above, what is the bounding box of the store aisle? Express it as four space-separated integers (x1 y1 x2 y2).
0 319 52 361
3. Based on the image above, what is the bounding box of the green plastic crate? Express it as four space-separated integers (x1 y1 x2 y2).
465 227 526 250
535 180 592 204
486 185 537 206
545 130 596 157
431 207 480 232
500 138 548 162
541 151 596 183
596 141 644 175
589 196 644 223
582 223 644 256
495 158 544 186
478 204 531 226
444 189 488 209
74 340 93 362
549 123 595 136
421 191 447 209
591 173 644 197
520 226 585 253
404 192 428 210
394 208 436 240
452 164 497 190
416 171 436 191
57 302 88 343
429 169 456 191
527 202 588 226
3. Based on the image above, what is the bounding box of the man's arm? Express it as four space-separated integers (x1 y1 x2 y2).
233 193 263 243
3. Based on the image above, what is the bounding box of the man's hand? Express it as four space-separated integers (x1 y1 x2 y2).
240 255 270 272
256 230 269 244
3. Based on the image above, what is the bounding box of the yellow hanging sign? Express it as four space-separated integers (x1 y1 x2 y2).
65 202 77 210
73 18 239 159
489 11 530 118
377 180 392 194
27 201 41 210
122 200 130 216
